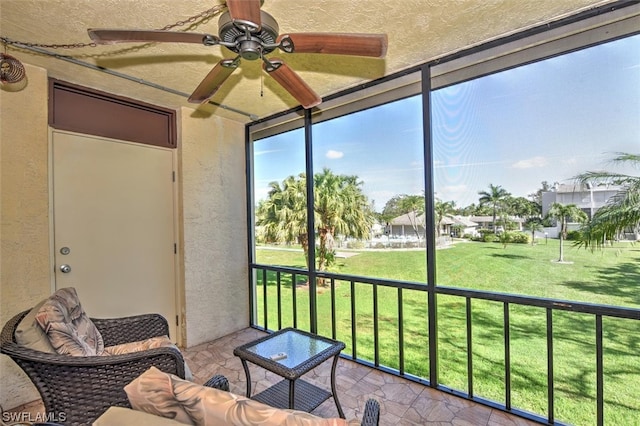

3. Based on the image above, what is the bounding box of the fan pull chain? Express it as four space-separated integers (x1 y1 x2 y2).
260 51 264 98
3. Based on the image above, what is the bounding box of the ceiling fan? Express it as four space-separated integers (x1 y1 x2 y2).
88 0 387 109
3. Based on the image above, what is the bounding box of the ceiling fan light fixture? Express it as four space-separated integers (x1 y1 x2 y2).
238 39 263 60
218 10 279 58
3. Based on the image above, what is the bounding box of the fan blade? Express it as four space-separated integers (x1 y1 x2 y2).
277 33 388 58
226 0 262 28
188 59 239 104
88 29 219 45
263 59 321 109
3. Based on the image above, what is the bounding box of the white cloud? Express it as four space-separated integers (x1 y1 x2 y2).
511 156 548 169
254 149 284 156
326 150 344 159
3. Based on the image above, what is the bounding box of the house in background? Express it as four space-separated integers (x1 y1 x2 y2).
388 212 425 240
450 215 480 237
542 183 620 220
542 183 638 240
388 214 479 244
468 216 525 233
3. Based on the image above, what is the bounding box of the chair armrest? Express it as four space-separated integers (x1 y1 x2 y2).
361 399 380 426
203 374 230 392
4 344 182 370
1 343 185 424
93 313 170 346
1 310 185 425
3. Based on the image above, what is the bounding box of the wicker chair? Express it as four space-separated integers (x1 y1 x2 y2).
1 309 229 426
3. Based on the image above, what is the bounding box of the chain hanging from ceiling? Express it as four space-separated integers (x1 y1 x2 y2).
0 4 227 52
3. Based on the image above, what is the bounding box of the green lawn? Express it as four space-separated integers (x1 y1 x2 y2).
254 240 640 425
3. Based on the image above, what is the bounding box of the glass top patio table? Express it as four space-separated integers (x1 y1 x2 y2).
233 327 346 416
245 329 333 368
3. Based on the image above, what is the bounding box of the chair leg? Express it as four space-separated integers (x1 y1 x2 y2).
361 398 380 426
203 374 230 392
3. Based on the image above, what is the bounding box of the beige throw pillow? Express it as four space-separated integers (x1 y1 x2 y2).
172 379 352 425
104 335 176 355
125 366 195 425
15 299 57 353
126 366 353 426
34 287 105 356
105 336 193 380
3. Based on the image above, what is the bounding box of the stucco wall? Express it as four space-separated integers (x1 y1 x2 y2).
0 66 251 409
0 64 53 409
180 108 249 347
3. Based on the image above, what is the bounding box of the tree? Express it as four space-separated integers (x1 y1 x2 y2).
504 195 540 220
523 218 543 246
434 199 456 238
573 152 640 248
256 174 309 264
457 202 491 216
382 194 425 239
314 168 375 273
528 180 553 210
397 194 425 239
256 169 374 275
546 203 588 262
380 195 405 222
478 184 511 230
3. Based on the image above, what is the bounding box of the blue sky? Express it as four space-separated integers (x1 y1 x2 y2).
253 34 639 210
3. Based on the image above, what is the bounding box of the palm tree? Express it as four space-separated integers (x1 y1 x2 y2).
523 219 543 246
434 199 456 238
478 184 511 232
504 195 541 220
314 168 374 273
546 203 588 262
573 152 640 248
256 174 309 265
256 169 374 274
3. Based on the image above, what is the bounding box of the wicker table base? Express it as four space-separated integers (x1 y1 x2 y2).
233 328 346 418
252 379 331 412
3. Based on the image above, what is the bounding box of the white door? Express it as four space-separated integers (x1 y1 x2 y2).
51 130 179 341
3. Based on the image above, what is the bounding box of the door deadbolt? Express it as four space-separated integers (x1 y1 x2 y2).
60 247 71 255
60 264 71 273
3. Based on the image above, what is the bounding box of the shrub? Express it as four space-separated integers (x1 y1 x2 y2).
566 230 581 241
483 233 498 243
478 228 492 236
510 232 530 244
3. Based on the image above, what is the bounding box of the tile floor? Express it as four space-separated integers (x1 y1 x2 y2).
6 327 541 425
182 327 540 426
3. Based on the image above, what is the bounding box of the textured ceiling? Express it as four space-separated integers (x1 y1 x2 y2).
1 0 616 123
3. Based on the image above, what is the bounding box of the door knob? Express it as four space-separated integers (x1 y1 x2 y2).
60 264 71 273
